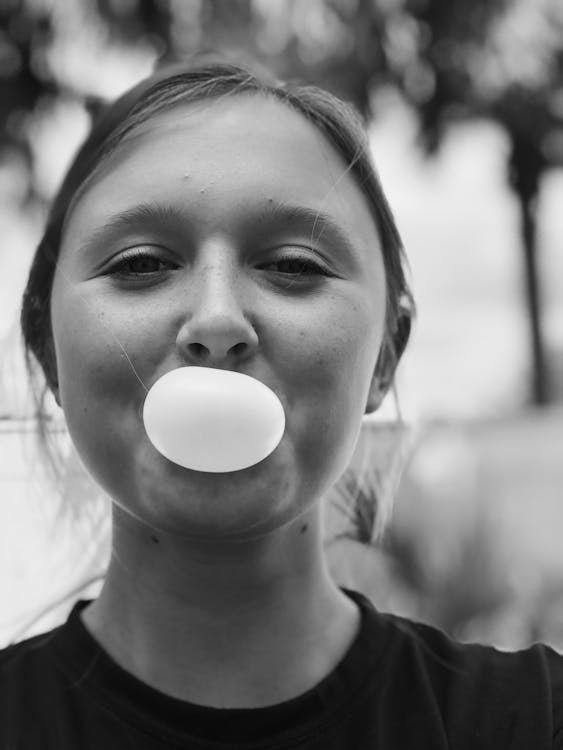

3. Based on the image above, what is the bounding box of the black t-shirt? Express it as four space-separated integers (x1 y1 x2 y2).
1 589 562 749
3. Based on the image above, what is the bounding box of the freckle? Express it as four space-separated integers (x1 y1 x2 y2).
151 535 160 544
300 523 308 534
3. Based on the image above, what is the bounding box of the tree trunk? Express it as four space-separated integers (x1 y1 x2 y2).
517 189 550 405
508 129 550 407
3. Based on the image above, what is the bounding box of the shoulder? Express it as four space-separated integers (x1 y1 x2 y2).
0 625 70 744
376 609 563 747
0 626 63 705
0 625 62 663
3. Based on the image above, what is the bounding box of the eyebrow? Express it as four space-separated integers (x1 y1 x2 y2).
78 203 183 259
79 199 360 265
255 200 360 262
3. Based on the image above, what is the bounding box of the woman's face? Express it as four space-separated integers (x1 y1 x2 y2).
50 93 387 540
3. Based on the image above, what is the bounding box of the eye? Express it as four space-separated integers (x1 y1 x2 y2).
262 254 329 277
107 248 178 278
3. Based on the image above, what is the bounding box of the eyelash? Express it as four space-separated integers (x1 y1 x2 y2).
107 248 329 279
108 249 177 277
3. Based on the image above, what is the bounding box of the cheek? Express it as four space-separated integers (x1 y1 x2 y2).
285 293 382 399
50 287 167 476
55 303 133 405
279 293 383 484
53 284 169 395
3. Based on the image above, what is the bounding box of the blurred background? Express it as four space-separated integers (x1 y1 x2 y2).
1 0 562 651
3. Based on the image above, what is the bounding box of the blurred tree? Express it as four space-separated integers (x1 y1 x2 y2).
1 0 562 404
0 0 55 203
389 0 563 406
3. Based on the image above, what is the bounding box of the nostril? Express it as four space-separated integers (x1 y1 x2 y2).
189 343 207 356
232 342 247 356
186 341 247 360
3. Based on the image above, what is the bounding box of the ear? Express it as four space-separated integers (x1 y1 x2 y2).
365 311 411 414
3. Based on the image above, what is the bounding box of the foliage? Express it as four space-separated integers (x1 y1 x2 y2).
2 0 560 177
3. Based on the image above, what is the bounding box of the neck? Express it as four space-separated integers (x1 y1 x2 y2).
82 503 360 708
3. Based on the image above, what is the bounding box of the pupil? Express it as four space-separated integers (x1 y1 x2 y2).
280 260 303 273
131 257 158 273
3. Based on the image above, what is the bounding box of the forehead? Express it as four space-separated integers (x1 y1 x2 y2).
62 94 383 268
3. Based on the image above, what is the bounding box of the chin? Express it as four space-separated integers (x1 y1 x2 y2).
121 447 299 540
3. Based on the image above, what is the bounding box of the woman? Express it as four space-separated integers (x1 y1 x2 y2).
2 56 562 749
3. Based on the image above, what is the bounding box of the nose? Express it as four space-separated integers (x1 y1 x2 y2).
175 251 259 368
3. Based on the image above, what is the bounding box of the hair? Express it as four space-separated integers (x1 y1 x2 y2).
20 52 415 513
